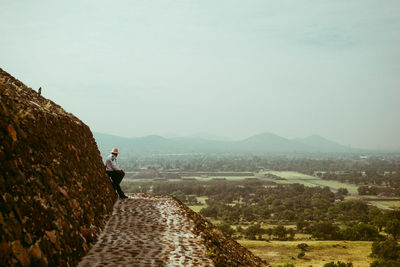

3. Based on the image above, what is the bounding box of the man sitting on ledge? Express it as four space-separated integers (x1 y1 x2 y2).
105 148 128 199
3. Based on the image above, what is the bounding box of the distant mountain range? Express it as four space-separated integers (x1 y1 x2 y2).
94 132 359 155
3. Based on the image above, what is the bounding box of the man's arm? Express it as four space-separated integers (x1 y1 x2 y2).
111 157 121 171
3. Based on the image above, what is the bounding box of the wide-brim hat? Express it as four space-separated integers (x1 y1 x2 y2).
111 148 119 154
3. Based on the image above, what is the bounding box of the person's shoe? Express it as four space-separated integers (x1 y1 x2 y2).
120 195 128 199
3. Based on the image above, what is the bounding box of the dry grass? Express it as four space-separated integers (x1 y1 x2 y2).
238 240 374 267
371 201 400 208
188 205 203 212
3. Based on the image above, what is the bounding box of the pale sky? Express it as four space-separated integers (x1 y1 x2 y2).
1 0 399 150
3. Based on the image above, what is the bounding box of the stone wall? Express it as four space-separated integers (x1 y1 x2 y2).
0 68 118 266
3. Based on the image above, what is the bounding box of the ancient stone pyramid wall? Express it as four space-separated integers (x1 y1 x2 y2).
0 68 118 266
78 194 267 267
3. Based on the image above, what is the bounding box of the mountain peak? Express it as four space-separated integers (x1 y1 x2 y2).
94 132 355 154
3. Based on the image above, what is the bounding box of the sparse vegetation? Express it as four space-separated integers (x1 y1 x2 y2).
120 154 400 265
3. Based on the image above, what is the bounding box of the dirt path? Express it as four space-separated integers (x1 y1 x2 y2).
78 194 214 267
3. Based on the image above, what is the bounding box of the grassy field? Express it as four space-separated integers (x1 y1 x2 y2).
125 171 358 194
188 205 203 212
181 176 257 181
260 171 359 194
370 201 400 208
188 196 208 212
238 240 374 267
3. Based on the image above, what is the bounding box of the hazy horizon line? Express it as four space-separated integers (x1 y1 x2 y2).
94 131 400 152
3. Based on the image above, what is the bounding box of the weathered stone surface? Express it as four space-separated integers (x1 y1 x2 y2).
78 195 215 267
171 196 268 267
11 240 30 267
29 244 42 260
79 194 267 267
0 68 118 266
45 230 56 244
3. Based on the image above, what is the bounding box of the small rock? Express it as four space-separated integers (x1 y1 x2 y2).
7 124 18 142
45 230 57 244
81 228 96 242
0 242 11 264
11 240 30 267
58 186 70 199
24 232 33 245
29 244 42 260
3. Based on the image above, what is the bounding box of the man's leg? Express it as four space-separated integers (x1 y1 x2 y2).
114 170 127 198
107 171 127 198
115 170 125 184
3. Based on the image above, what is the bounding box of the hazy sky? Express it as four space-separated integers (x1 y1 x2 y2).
1 0 399 150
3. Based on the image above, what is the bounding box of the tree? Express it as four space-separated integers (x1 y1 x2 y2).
371 240 400 260
265 228 273 240
199 205 218 219
312 221 341 240
281 209 295 221
296 220 310 233
337 188 349 195
358 185 378 195
216 222 235 237
342 223 380 241
369 209 385 231
386 219 400 240
273 225 287 240
287 228 295 240
244 224 264 240
370 259 400 267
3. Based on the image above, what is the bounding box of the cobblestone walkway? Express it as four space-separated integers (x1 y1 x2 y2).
78 194 214 267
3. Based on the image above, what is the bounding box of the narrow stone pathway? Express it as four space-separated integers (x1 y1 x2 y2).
78 194 214 267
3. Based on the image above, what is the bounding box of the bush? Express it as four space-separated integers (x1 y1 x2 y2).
297 251 305 258
370 259 400 267
342 223 380 241
371 240 400 260
297 243 309 251
216 222 235 237
244 224 264 240
312 221 342 240
273 225 287 240
323 261 353 267
199 205 218 218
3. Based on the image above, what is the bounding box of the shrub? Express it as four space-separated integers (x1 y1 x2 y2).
311 221 342 240
323 261 353 267
297 251 305 258
216 222 235 237
297 243 309 251
342 223 380 241
370 259 400 267
371 240 400 260
244 224 264 240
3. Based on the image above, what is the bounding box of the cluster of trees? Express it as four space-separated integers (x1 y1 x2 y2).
303 221 380 241
121 154 400 197
321 171 400 196
216 222 296 241
125 179 400 242
370 240 400 266
119 154 400 174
